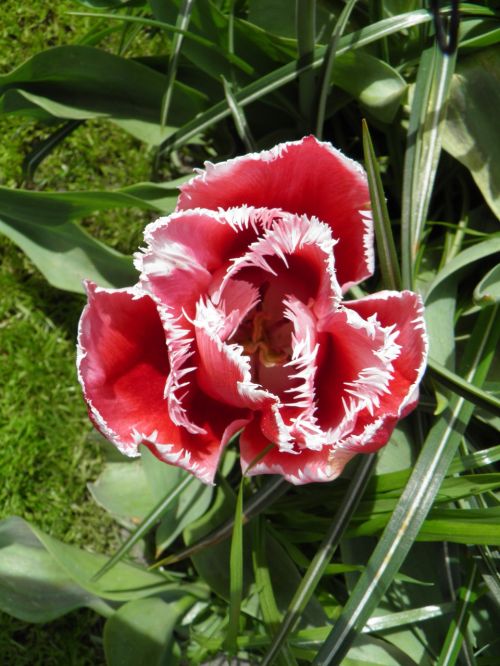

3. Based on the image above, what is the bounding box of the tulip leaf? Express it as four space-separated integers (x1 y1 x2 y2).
362 119 402 291
0 517 109 622
474 263 500 306
441 45 500 220
160 10 432 152
0 182 182 293
0 45 207 144
424 236 500 368
427 358 500 416
400 42 457 290
224 479 245 652
88 461 154 530
140 446 213 553
103 597 193 666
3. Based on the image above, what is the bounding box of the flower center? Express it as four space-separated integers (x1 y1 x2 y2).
237 310 292 368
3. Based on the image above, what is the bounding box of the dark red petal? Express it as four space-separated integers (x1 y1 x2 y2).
240 417 356 485
78 282 245 484
78 282 172 453
315 308 399 435
144 391 250 484
178 136 372 290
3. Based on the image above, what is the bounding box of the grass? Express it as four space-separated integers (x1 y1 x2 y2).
0 1 158 661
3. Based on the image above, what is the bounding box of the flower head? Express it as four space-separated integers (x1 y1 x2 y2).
78 136 427 485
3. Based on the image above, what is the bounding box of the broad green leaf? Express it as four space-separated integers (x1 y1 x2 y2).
424 236 500 367
333 51 406 123
0 45 207 144
474 263 500 306
88 461 154 530
0 181 182 293
0 517 110 622
29 523 202 602
104 596 192 666
0 210 135 294
441 45 500 219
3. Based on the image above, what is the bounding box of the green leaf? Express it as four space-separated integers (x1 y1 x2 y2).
424 236 500 368
435 563 479 666
262 455 376 665
311 305 500 665
160 9 432 152
362 119 402 291
0 181 182 293
0 516 202 627
88 461 155 530
104 596 193 666
91 474 195 582
401 43 457 289
441 45 500 219
141 447 213 553
224 479 245 652
316 0 358 138
0 45 207 144
474 263 500 306
0 517 110 622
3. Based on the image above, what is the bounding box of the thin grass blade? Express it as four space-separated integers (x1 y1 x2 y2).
315 0 358 138
262 453 376 665
296 0 317 130
401 43 457 289
436 562 479 666
222 76 256 151
252 518 298 666
159 0 194 130
362 119 402 291
224 478 245 652
153 476 288 567
311 304 500 665
92 475 194 582
428 358 500 416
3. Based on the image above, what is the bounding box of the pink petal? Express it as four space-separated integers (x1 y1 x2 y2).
340 290 428 452
193 298 274 410
135 210 230 320
315 307 401 438
240 417 356 485
217 208 342 317
178 136 372 291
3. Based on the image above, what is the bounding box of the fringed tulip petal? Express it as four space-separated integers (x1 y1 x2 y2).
178 136 372 291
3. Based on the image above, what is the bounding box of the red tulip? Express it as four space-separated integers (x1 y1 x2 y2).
78 137 427 484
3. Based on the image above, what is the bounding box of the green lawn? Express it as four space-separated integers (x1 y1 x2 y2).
0 2 156 662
